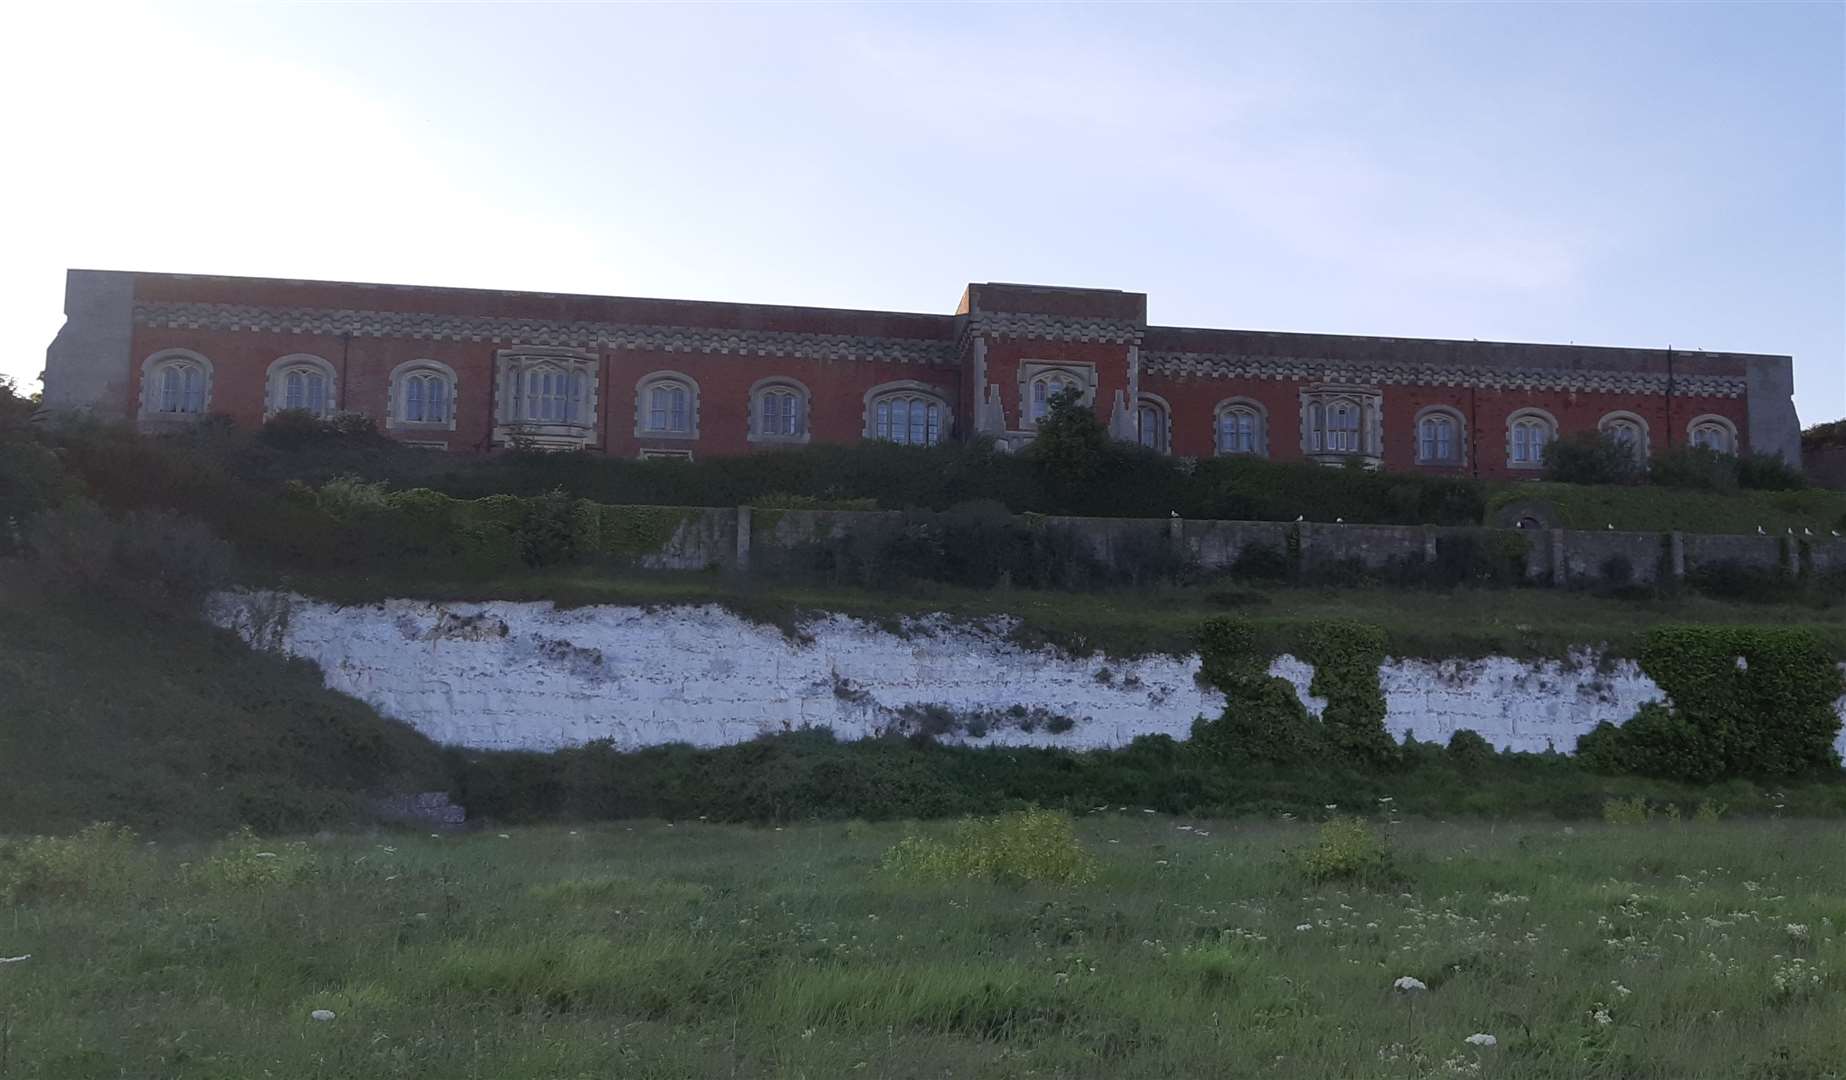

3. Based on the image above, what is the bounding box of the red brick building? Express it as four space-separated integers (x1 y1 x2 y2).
43 270 1803 475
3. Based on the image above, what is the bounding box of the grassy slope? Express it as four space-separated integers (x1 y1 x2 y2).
1487 480 1846 534
296 568 1846 660
5 818 1842 1078
0 584 448 835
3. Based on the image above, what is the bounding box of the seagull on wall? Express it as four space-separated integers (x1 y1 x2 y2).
1606 524 1614 530
1170 510 1179 519
1295 515 1305 523
1803 527 1813 536
1336 517 1344 523
1757 525 1767 535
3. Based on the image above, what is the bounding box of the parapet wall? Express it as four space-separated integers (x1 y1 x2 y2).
211 594 1846 760
647 506 1842 587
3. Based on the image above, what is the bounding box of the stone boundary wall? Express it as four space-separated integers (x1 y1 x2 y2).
210 594 1846 761
640 506 1845 587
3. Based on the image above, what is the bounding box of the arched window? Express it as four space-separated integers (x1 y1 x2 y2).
140 349 213 423
1507 408 1557 468
865 381 951 447
1214 398 1267 456
634 371 699 439
1136 394 1171 452
749 378 811 443
1598 412 1650 462
517 364 583 424
386 361 459 430
1306 398 1365 453
1687 415 1737 453
1029 371 1085 422
265 354 338 419
1414 406 1465 466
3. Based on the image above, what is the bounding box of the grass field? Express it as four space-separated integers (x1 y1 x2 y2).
4 816 1842 1079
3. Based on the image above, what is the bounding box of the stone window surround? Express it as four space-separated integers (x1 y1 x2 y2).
1598 409 1651 460
746 376 812 445
1299 384 1382 461
1136 392 1173 453
1213 395 1270 457
633 369 700 441
1686 413 1738 453
385 359 460 432
138 347 215 423
494 346 600 449
1505 406 1558 469
862 379 954 444
1017 360 1098 430
1412 404 1468 467
263 353 339 419
639 448 695 462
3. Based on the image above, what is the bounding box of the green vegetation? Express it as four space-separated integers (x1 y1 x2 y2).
2 817 1842 1078
0 581 448 835
1579 627 1846 782
1487 480 1846 535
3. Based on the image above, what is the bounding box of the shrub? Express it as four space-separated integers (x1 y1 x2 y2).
881 809 1098 886
0 823 153 902
1577 627 1845 782
186 826 319 890
1601 796 1650 825
1736 452 1806 491
27 501 232 610
1544 433 1643 486
1291 817 1398 886
1446 729 1495 771
1650 446 1739 492
1429 530 1529 587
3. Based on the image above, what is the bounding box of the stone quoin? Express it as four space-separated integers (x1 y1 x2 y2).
42 270 1802 473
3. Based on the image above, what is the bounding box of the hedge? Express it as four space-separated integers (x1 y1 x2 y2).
1488 482 1846 535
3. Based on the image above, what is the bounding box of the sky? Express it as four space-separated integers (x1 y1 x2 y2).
3 3 1841 423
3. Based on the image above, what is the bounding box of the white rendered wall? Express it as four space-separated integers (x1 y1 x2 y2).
211 594 1846 759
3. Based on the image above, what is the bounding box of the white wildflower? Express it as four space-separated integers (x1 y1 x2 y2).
1611 982 1631 996
1464 1033 1497 1048
0 955 30 965
310 1009 336 1022
1296 923 1314 932
1786 923 1809 944
1393 975 1428 992
497 833 511 840
253 852 278 859
1591 1007 1613 1026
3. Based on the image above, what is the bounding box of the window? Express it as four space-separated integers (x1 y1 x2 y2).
1307 399 1363 452
158 363 205 414
1136 395 1171 452
386 361 459 430
265 354 338 419
520 366 585 424
495 348 600 450
865 382 950 446
1598 412 1649 462
630 370 698 442
748 378 811 443
1687 415 1736 453
1299 387 1382 464
1030 372 1084 422
1507 409 1557 468
140 349 213 423
1414 407 1465 466
1214 398 1267 456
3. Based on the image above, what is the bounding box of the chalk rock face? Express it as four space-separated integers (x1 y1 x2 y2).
210 594 1846 761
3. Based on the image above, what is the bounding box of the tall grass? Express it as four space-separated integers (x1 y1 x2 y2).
0 817 1840 1077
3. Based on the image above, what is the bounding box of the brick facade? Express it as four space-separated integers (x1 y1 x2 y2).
43 269 1802 473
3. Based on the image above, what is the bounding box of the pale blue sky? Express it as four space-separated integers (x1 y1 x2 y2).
5 2 1841 422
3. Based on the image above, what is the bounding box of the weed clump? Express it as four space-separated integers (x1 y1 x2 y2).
185 826 318 890
882 809 1097 886
0 823 152 902
1291 817 1398 886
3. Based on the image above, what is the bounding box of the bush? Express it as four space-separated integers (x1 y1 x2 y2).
1576 626 1845 782
0 823 153 902
1736 452 1806 491
186 827 319 889
1291 817 1398 886
881 809 1098 886
27 501 232 610
1650 446 1739 492
1429 530 1529 587
1544 433 1643 486
1446 729 1495 772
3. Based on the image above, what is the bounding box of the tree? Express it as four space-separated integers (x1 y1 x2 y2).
1025 386 1111 494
